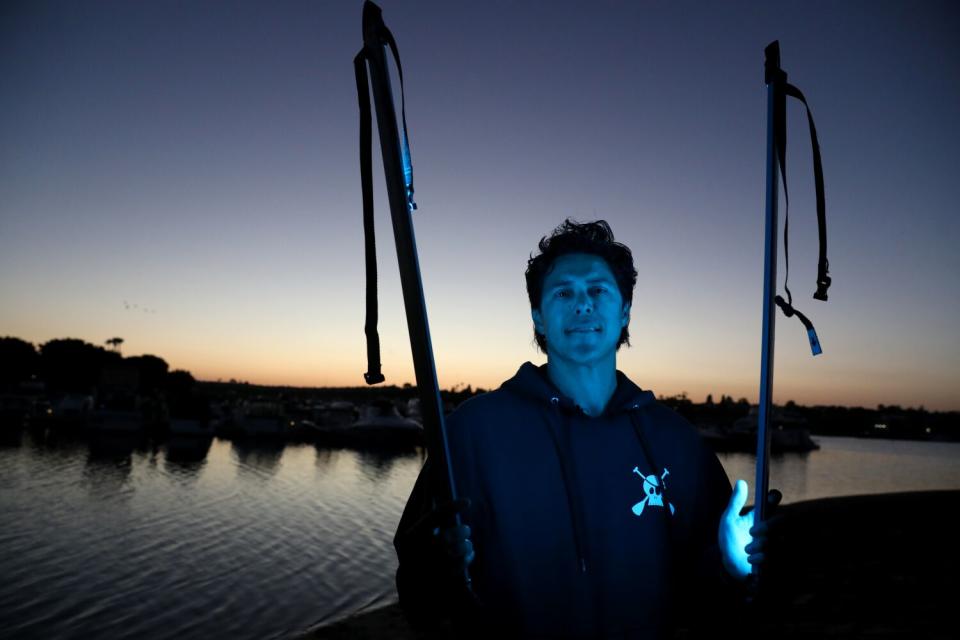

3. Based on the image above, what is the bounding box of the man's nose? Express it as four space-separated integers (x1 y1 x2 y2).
575 291 592 314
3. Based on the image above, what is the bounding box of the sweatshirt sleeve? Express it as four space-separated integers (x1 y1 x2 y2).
394 457 469 630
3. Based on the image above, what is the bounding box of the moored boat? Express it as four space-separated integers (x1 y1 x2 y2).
700 406 820 453
346 399 423 447
232 401 293 437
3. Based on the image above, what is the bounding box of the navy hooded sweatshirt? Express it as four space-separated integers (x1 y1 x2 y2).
395 362 741 638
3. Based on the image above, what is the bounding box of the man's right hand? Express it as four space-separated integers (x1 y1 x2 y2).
408 496 475 575
396 495 479 626
437 521 475 572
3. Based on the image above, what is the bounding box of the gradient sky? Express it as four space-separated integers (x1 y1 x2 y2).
2 1 958 411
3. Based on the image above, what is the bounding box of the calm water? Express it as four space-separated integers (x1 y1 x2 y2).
1 426 958 639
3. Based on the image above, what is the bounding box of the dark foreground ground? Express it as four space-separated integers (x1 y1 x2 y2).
306 491 958 639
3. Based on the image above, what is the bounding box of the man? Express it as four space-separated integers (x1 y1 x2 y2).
395 219 778 638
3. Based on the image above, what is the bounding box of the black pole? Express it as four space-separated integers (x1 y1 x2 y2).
755 41 783 550
358 1 471 590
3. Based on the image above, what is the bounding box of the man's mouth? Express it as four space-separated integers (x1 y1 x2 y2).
566 326 601 334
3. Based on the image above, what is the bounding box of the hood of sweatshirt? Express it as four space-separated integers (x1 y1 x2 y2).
501 361 657 416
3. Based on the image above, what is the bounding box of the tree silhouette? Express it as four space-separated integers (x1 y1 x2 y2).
0 337 39 388
166 369 196 395
40 338 121 392
105 337 124 353
125 355 169 393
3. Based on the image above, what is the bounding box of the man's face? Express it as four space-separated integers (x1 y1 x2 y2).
531 253 631 366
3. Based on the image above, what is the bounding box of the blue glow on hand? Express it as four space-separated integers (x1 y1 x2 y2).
719 479 755 580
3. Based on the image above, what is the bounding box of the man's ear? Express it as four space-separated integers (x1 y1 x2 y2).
532 308 543 334
621 302 631 328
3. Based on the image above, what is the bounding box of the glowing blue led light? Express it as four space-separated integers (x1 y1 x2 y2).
401 134 416 211
401 138 413 186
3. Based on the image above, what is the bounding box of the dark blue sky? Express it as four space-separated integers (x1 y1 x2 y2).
1 1 958 409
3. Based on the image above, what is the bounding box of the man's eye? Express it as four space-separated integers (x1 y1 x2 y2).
592 287 605 294
556 290 569 298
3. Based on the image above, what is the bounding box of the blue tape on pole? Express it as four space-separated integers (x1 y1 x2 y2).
402 135 416 212
808 327 822 356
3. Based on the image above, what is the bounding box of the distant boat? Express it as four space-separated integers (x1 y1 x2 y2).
0 394 41 427
300 401 358 442
700 407 819 453
89 392 143 433
90 408 142 432
312 401 358 428
48 394 95 428
232 401 293 437
347 400 423 447
287 419 325 441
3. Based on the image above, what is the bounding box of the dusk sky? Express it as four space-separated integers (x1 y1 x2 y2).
2 1 958 411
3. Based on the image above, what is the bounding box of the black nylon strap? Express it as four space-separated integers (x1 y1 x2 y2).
770 70 830 356
380 26 417 212
785 83 830 302
354 22 416 385
355 50 385 385
775 295 823 355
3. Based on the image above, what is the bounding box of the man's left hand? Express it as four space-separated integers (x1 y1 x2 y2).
718 479 782 581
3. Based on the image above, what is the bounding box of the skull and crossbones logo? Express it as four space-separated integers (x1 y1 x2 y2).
631 466 676 517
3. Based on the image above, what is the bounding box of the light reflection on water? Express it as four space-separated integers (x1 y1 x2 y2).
0 427 957 638
0 427 426 639
717 436 960 504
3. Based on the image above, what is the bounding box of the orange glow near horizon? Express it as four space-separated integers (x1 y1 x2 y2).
5 277 958 414
4 310 957 412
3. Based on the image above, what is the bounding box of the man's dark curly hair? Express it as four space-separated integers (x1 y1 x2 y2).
525 219 638 353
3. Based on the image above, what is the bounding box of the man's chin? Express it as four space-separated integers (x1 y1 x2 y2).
548 343 615 365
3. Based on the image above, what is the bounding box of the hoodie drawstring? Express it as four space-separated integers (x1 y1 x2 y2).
544 397 590 575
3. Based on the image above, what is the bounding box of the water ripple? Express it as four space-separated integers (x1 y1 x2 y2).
7 436 951 637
